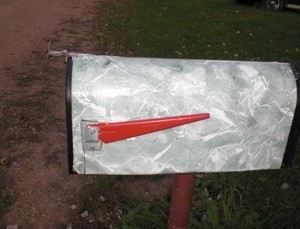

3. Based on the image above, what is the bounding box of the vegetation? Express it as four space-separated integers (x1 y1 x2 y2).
0 158 16 225
96 0 300 66
88 0 300 227
72 176 170 228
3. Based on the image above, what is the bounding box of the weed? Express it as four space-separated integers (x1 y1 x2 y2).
73 175 170 228
190 167 300 228
15 74 36 87
48 182 62 191
117 198 168 228
0 188 16 215
0 165 16 224
44 151 62 168
77 176 116 214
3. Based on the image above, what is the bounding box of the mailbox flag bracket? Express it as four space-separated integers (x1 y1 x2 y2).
81 120 103 151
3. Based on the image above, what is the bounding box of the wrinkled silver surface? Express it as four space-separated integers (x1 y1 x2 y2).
71 55 297 174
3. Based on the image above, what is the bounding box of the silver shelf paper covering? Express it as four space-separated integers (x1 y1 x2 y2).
71 54 297 174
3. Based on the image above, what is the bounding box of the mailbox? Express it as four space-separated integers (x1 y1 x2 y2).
66 55 300 174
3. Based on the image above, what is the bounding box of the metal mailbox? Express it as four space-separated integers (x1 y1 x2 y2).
66 54 300 174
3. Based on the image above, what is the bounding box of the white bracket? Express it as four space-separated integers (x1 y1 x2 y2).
81 120 103 151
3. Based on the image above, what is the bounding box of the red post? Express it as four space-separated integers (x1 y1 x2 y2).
168 173 196 229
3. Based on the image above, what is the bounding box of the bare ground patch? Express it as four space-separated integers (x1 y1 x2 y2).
0 1 97 227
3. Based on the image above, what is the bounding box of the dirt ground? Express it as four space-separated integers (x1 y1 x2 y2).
0 0 97 227
0 0 173 227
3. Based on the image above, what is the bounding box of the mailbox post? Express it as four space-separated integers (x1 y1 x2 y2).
168 173 196 229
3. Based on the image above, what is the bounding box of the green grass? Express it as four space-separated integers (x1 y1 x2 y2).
98 0 300 66
73 176 169 228
91 0 300 227
117 198 168 228
190 168 300 228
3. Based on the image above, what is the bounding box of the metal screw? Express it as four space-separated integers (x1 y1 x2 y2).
89 128 96 135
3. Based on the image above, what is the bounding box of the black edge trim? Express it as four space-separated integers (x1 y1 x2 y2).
282 62 300 168
66 57 75 174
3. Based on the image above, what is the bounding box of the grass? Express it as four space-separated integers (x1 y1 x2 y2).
118 198 168 228
97 0 300 66
190 168 300 228
0 187 16 219
73 176 170 228
0 159 16 225
81 0 300 227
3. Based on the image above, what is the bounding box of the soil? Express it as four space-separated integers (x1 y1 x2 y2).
0 0 97 227
0 0 173 227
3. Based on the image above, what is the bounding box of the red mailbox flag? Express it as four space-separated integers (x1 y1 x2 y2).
90 113 210 143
